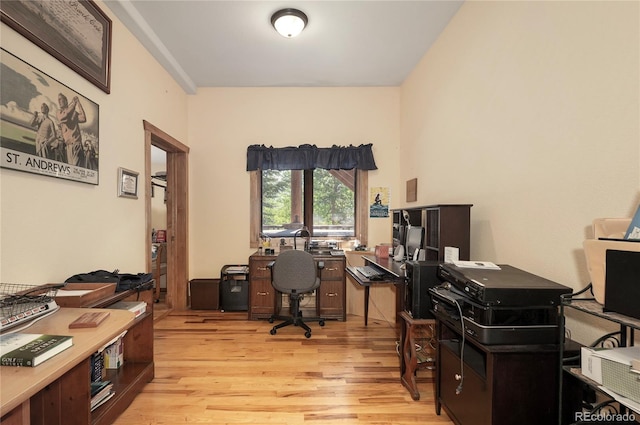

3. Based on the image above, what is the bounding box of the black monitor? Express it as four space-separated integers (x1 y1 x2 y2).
405 226 424 260
393 224 406 249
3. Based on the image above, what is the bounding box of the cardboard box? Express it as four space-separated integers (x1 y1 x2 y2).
54 283 117 307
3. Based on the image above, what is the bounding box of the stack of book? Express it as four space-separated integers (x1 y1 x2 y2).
90 380 114 411
107 300 147 318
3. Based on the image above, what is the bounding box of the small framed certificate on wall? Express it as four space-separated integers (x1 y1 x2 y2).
118 167 139 199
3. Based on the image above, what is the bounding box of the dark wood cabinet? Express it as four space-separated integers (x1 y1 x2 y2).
248 257 276 320
435 317 559 425
392 204 472 262
248 252 346 321
317 258 346 320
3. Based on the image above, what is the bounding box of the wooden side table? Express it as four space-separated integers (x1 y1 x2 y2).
399 311 436 400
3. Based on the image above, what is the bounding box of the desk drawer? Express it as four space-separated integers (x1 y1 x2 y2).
319 260 344 280
250 261 272 279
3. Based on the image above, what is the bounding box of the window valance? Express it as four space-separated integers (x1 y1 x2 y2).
246 144 377 171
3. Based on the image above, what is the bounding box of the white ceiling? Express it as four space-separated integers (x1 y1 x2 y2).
105 0 464 94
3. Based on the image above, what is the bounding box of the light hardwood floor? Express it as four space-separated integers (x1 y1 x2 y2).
114 309 454 425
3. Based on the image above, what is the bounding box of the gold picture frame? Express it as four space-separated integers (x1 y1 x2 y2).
118 167 139 199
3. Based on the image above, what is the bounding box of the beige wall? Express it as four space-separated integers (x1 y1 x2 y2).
400 1 639 343
0 0 188 283
1 1 638 339
187 87 400 278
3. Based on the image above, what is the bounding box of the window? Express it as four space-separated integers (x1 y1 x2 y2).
261 169 355 238
247 144 375 248
250 170 368 247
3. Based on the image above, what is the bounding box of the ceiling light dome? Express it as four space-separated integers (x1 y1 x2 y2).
271 8 308 38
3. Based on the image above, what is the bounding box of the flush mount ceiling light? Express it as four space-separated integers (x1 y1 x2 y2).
271 8 308 38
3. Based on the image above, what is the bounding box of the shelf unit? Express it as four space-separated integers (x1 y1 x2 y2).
559 286 639 425
392 204 472 262
0 282 154 425
87 282 154 425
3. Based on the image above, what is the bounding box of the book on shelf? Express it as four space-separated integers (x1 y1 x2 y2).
624 204 640 240
90 351 105 382
0 333 73 367
91 380 114 411
107 300 146 318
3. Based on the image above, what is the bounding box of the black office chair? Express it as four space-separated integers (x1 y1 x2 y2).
268 250 325 338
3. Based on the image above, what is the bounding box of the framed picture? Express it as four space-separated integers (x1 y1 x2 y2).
406 178 417 202
1 0 112 93
0 48 100 185
118 167 139 199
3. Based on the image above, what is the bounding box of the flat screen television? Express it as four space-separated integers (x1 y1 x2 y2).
405 226 424 261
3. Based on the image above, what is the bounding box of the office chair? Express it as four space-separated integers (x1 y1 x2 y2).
268 250 325 338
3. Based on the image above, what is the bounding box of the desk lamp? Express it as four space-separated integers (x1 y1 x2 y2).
402 210 411 228
294 227 311 250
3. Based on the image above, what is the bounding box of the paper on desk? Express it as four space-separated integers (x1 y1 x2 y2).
452 260 501 270
55 290 93 296
225 266 249 274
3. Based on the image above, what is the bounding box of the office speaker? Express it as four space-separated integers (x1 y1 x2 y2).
404 260 442 319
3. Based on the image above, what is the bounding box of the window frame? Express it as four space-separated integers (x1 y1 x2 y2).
250 169 368 248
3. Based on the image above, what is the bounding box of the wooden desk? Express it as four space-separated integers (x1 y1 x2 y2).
248 251 346 321
345 255 404 325
399 311 435 400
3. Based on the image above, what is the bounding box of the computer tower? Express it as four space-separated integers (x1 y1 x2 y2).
404 260 442 319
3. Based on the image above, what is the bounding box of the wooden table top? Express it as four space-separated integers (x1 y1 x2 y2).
0 307 134 415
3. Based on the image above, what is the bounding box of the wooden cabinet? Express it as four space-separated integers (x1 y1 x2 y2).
88 285 154 425
0 283 154 425
248 252 346 321
248 256 277 320
435 316 559 425
392 204 472 261
317 258 346 321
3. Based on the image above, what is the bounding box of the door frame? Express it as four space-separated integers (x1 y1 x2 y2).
144 120 190 310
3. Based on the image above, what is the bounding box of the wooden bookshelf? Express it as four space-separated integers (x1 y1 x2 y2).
0 283 154 425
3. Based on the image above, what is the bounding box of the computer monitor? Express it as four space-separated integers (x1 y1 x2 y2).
393 224 406 249
405 226 424 260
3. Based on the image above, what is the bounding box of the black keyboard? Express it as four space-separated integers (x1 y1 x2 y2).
355 266 384 280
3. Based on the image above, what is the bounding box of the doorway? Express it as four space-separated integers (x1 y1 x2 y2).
144 120 190 310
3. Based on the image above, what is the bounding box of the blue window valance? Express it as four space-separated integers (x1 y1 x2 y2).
246 144 378 171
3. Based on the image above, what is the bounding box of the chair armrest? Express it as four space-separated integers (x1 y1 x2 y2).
267 261 276 269
317 261 324 270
